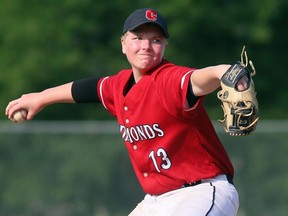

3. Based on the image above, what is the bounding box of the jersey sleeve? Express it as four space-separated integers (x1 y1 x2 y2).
97 76 117 116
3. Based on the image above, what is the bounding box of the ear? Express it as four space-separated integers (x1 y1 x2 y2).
121 36 126 54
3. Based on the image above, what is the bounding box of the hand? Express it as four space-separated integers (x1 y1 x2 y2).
5 92 45 120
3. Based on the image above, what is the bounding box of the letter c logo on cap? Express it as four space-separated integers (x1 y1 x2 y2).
146 9 157 21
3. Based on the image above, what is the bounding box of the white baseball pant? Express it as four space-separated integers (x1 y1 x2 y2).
129 174 239 216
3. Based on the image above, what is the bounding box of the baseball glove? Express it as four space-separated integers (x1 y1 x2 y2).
217 46 259 136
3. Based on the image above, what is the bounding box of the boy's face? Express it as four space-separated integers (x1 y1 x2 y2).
121 24 167 76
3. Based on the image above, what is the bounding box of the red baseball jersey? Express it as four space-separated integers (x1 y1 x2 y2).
97 59 234 195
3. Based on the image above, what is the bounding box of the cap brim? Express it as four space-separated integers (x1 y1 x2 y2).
124 21 169 38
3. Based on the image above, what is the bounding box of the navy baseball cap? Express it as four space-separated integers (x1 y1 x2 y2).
123 8 169 38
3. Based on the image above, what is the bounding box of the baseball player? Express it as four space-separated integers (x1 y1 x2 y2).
6 8 250 216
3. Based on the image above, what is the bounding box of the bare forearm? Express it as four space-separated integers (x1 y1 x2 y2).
41 82 75 105
190 64 231 96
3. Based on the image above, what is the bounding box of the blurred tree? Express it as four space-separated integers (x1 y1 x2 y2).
0 0 287 120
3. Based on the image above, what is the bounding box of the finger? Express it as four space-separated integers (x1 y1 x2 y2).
5 99 20 116
6 106 19 119
242 76 249 89
237 84 244 91
6 101 26 119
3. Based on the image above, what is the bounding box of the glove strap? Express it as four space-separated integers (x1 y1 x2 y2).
221 63 249 88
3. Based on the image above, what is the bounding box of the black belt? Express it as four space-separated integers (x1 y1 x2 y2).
183 174 234 188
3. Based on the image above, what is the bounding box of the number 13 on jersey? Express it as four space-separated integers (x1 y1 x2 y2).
148 148 172 172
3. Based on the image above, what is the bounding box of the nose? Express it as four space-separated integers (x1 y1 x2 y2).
141 39 152 50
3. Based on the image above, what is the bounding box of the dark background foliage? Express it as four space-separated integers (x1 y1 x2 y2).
1 0 286 120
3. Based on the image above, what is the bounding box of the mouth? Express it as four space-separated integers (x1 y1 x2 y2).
138 51 153 56
138 53 154 59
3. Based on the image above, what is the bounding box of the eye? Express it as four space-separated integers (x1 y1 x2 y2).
152 38 161 43
132 36 143 40
152 38 165 44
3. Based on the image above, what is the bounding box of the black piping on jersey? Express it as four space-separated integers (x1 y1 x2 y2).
205 183 216 216
187 81 199 107
72 77 100 103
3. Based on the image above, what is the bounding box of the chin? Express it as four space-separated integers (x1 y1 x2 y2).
141 62 159 71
